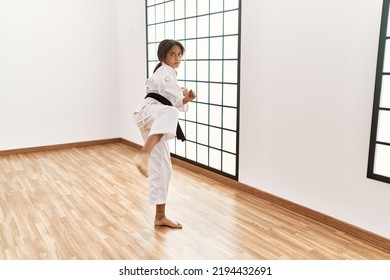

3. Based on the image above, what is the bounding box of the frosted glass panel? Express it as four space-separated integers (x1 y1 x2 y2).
175 0 185 19
186 0 197 17
175 20 185 39
186 141 197 161
186 17 197 38
198 0 209 15
223 107 237 130
177 61 185 80
197 15 209 37
165 21 175 40
185 102 197 121
197 38 209 59
197 82 209 103
210 61 222 82
222 152 236 175
209 148 221 170
225 0 239 10
210 13 223 36
186 61 197 80
222 130 236 153
185 40 197 59
148 6 155 24
223 84 237 106
377 110 390 143
224 61 238 83
224 36 238 59
156 4 164 23
148 25 156 42
197 61 209 82
197 124 209 145
383 41 390 73
380 75 390 108
165 1 174 21
209 127 221 149
210 0 223 13
156 23 165 41
374 144 390 177
197 144 209 165
224 11 239 34
210 37 223 59
210 83 222 105
198 103 209 124
186 121 197 142
210 105 222 127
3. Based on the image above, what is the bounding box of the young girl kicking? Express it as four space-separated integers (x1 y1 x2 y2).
133 39 196 229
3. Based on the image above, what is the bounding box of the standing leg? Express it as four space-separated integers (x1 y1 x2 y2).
155 204 182 228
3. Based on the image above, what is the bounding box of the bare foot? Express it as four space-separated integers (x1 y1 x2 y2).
134 151 149 177
155 217 183 229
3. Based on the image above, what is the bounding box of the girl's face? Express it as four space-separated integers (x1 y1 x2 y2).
163 45 183 69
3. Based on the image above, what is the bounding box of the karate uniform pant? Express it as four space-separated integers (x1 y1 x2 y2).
134 102 180 205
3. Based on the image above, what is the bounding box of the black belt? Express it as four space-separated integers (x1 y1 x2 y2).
145 92 186 141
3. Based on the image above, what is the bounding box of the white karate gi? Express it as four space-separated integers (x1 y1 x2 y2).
134 62 188 204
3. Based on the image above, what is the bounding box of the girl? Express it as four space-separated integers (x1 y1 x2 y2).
133 39 196 229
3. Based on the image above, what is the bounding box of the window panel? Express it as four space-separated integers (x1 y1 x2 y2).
186 0 197 18
197 124 209 145
210 37 223 59
223 107 237 130
224 10 239 35
210 105 222 127
210 61 223 82
210 13 223 36
377 110 390 143
210 0 223 13
197 144 209 165
223 130 236 154
185 39 197 60
224 36 238 59
186 121 197 142
223 84 237 106
186 60 197 80
146 0 241 179
197 38 209 59
374 144 390 177
380 75 390 108
186 141 197 161
165 1 174 21
224 60 238 83
209 148 221 170
384 41 390 73
197 103 209 124
148 25 156 42
197 82 209 103
197 61 209 82
198 0 209 15
210 83 222 105
155 4 164 23
222 152 236 175
175 0 185 19
186 17 197 38
209 127 221 149
197 15 209 37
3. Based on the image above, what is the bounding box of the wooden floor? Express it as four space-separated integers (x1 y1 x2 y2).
0 143 389 260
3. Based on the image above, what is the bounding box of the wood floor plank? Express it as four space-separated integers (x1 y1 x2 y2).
0 143 389 260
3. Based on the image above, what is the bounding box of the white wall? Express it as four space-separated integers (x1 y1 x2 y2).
0 0 120 150
239 0 390 238
116 0 146 145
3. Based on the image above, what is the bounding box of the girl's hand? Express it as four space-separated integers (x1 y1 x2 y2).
183 89 196 104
